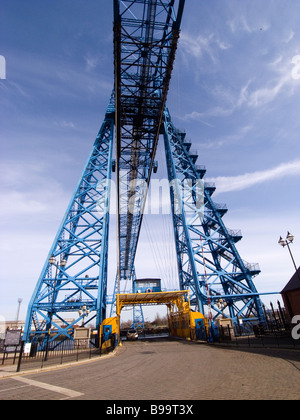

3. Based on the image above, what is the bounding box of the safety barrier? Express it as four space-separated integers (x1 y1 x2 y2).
191 324 300 349
0 336 116 373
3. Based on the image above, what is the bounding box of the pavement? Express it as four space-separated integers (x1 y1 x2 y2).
0 347 119 379
0 338 300 400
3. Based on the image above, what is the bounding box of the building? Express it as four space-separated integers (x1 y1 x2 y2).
281 267 300 321
0 319 76 340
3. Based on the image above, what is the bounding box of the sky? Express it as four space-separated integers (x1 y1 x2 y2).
1 0 300 323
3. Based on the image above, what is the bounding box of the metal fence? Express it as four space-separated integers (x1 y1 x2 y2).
213 324 300 349
191 303 300 350
190 324 300 349
1 334 116 373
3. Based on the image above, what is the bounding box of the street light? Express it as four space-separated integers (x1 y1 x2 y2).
278 232 298 273
44 255 67 361
49 256 67 268
15 298 23 328
49 255 56 265
78 304 90 327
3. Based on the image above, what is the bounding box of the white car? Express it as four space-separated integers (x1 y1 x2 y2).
126 329 139 340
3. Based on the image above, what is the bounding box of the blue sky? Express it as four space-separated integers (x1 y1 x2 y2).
1 0 300 323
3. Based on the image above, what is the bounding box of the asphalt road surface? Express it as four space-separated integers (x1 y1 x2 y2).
1 337 300 400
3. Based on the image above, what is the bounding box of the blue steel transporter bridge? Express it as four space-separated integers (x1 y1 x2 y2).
23 0 265 345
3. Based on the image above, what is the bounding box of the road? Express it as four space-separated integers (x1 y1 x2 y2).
0 337 300 400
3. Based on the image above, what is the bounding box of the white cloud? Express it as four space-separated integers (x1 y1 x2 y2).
247 74 291 108
269 55 283 67
54 120 76 129
85 55 99 71
184 107 231 120
0 161 66 219
285 31 295 44
223 212 300 300
179 31 231 66
180 32 215 62
184 80 252 120
227 15 270 34
1 191 47 215
194 125 252 150
184 61 298 119
208 160 300 193
248 53 300 108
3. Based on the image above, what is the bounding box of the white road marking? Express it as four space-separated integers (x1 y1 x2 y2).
0 385 29 393
12 377 83 399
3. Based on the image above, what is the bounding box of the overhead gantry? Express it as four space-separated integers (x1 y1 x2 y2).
113 0 185 291
100 289 207 348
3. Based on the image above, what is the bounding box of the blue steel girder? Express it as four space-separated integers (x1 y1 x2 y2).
113 0 185 290
163 108 265 325
132 305 145 329
23 105 114 343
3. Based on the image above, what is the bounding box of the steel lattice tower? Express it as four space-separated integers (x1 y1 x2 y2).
24 0 265 344
163 108 265 324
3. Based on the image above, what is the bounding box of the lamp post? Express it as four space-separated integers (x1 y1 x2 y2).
216 299 227 315
278 232 298 273
15 298 23 328
78 304 90 327
44 255 67 361
278 232 300 290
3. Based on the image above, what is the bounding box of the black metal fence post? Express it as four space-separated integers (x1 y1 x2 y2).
16 341 25 373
